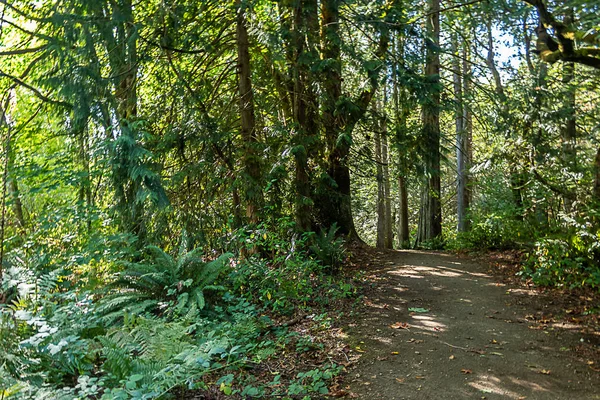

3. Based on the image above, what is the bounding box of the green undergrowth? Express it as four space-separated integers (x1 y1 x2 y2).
446 212 600 293
520 218 600 290
0 223 356 399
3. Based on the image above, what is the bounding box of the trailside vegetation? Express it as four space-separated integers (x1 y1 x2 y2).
0 0 599 398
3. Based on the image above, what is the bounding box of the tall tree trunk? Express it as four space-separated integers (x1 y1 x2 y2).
397 175 410 247
594 148 600 203
102 0 145 240
78 128 92 232
318 0 389 238
0 103 26 234
561 10 577 212
416 0 442 244
375 102 385 248
454 38 471 232
393 36 410 248
236 0 262 225
382 104 393 248
462 44 472 231
319 0 356 236
452 36 466 233
290 0 319 232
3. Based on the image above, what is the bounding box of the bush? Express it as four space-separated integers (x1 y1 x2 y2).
521 225 600 289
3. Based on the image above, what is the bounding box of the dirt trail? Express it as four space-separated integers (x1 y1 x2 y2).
345 250 600 399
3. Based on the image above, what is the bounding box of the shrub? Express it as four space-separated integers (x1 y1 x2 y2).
521 221 600 289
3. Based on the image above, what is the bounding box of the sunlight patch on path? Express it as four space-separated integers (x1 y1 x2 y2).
469 374 528 398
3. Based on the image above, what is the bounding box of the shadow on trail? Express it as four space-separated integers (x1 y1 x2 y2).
346 250 599 400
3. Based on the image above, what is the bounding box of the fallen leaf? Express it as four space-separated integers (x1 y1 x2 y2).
390 322 410 329
408 307 430 313
461 369 472 374
395 377 405 383
540 369 551 375
391 351 399 355
415 375 425 379
490 352 504 356
449 355 456 360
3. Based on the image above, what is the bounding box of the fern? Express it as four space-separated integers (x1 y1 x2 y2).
309 223 346 271
97 245 232 322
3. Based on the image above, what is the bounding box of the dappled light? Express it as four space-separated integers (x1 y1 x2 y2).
347 250 600 399
469 374 534 398
409 314 447 333
1 0 599 398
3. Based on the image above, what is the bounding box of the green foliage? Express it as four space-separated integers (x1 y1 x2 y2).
309 223 347 271
521 219 600 289
98 245 232 323
446 215 524 251
287 364 342 397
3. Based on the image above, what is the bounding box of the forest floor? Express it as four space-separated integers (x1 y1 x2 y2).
340 248 600 400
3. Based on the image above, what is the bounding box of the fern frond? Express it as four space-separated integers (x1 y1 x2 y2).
195 253 231 288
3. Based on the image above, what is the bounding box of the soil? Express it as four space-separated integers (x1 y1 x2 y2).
342 249 600 400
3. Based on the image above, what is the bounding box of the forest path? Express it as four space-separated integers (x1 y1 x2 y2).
344 250 599 399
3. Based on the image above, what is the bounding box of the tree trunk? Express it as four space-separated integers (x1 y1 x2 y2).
317 0 388 238
290 0 319 232
561 12 577 212
392 36 410 248
462 44 472 231
594 147 600 203
397 175 410 248
236 0 262 225
102 0 145 240
375 103 385 248
416 0 442 244
452 36 466 233
0 106 26 234
319 0 357 237
382 106 393 248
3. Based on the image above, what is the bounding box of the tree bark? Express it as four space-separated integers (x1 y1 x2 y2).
375 102 385 248
392 36 410 248
317 0 389 238
319 0 356 236
397 175 410 248
594 148 600 203
452 36 467 233
289 0 319 232
382 104 393 248
416 0 442 245
236 0 262 225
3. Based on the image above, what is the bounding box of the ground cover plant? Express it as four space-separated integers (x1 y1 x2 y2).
1 0 600 398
